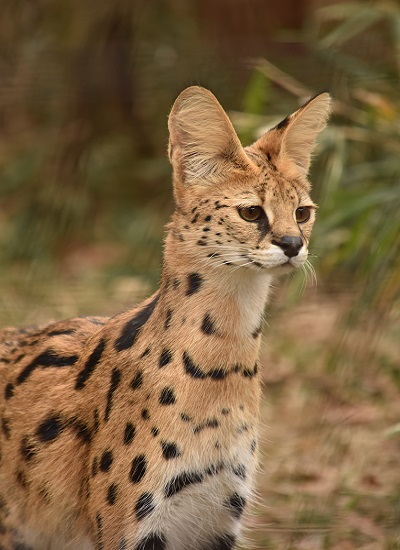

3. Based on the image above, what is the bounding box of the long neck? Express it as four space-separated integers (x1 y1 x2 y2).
156 230 273 373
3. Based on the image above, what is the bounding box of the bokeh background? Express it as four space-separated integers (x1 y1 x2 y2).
0 0 399 548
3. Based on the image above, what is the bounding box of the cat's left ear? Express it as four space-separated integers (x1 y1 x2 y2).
253 93 331 179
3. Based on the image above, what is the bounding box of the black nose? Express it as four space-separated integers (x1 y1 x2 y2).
272 236 303 258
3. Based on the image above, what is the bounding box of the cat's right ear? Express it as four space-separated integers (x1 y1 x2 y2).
168 87 251 194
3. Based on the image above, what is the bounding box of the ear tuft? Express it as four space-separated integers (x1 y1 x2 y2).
168 86 249 186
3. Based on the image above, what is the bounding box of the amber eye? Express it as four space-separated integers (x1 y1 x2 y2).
295 206 311 223
238 206 264 222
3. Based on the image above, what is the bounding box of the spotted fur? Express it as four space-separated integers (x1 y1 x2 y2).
0 86 330 549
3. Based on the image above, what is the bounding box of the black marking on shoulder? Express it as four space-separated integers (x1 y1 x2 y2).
159 349 173 368
201 313 218 335
164 308 173 330
134 533 166 550
124 422 136 445
96 512 104 550
160 440 181 460
130 454 147 483
114 294 159 352
183 351 206 379
69 417 92 444
4 383 14 399
159 386 176 406
104 368 121 422
17 349 79 386
20 436 37 462
164 471 204 498
135 492 156 520
1 417 11 439
186 273 203 296
130 371 143 390
99 449 113 472
47 328 75 337
75 338 106 390
141 408 150 420
208 368 227 380
106 483 118 505
36 414 63 442
225 493 246 518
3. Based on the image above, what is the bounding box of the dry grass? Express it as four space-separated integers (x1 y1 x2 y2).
250 290 400 549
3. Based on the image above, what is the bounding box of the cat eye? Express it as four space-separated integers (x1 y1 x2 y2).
295 206 312 223
238 206 264 222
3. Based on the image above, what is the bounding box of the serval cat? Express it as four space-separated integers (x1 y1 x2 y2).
0 86 330 550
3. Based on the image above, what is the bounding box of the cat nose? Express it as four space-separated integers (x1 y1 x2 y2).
272 236 303 258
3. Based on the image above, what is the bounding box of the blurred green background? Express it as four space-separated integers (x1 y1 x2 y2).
0 0 399 548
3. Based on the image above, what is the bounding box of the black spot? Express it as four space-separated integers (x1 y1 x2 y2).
164 309 173 330
206 418 219 429
232 464 247 479
20 437 37 462
250 439 257 454
141 409 150 420
47 328 75 337
252 320 263 338
4 383 14 399
186 273 203 296
225 493 246 518
215 204 229 210
92 457 98 477
204 215 212 222
124 422 136 445
69 417 92 444
206 534 237 550
134 534 166 550
106 483 118 505
191 213 199 223
114 294 159 352
151 426 159 437
96 513 103 550
18 350 79 386
135 492 155 520
129 454 147 484
164 471 204 498
1 417 10 439
197 240 207 246
221 408 230 415
99 449 113 472
180 413 192 422
16 469 28 488
205 462 224 476
141 347 151 358
104 368 121 422
75 338 106 390
201 313 217 335
159 349 172 368
36 414 63 442
208 368 227 380
93 409 100 433
130 371 143 390
159 387 176 405
161 441 181 460
183 352 206 379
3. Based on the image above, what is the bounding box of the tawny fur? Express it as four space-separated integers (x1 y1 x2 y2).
0 86 330 550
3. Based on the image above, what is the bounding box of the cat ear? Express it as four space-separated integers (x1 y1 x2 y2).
168 86 251 187
253 93 331 179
